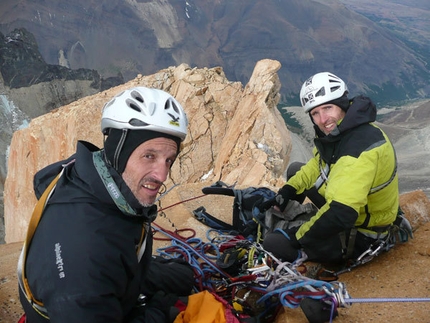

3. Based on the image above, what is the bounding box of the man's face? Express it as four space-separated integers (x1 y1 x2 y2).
122 137 178 207
309 103 346 135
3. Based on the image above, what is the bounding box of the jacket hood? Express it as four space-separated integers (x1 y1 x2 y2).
338 95 376 133
313 95 376 139
313 95 377 164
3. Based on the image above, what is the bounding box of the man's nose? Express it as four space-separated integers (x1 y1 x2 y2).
153 162 170 183
319 110 329 123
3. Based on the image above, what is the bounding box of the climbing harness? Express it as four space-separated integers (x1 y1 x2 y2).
315 214 414 282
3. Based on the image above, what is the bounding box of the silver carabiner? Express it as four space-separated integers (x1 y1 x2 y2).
369 240 385 256
136 294 147 307
356 246 373 263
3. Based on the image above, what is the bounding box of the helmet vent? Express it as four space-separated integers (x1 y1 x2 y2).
131 90 145 103
165 99 180 113
330 85 341 93
129 118 148 127
126 97 142 112
171 101 180 113
128 102 141 112
104 99 115 109
315 87 326 98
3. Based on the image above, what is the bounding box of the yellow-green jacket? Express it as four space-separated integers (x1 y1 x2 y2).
287 95 399 246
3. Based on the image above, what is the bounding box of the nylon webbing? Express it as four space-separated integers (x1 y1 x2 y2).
18 168 65 318
93 150 136 216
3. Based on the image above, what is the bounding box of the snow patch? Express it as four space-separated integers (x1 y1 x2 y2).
0 95 30 132
201 169 213 181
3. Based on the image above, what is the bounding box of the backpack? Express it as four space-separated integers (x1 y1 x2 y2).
193 181 276 239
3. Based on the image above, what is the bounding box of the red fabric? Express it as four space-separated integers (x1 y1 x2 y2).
18 314 26 323
211 292 243 323
174 299 188 312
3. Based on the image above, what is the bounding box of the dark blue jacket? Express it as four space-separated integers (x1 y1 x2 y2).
20 141 165 323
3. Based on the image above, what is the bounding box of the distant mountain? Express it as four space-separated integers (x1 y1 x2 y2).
0 0 428 106
0 28 124 239
339 0 430 55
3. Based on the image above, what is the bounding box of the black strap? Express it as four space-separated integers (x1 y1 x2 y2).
339 228 357 260
358 205 371 229
201 181 236 196
193 206 236 232
346 228 357 259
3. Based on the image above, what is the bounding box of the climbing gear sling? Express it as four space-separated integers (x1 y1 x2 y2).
17 164 68 319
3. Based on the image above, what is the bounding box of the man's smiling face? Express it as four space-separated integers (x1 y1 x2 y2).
309 103 346 135
122 137 178 207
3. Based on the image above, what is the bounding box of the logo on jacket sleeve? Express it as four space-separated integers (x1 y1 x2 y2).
55 243 66 278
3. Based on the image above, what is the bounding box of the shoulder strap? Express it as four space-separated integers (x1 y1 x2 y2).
17 159 75 318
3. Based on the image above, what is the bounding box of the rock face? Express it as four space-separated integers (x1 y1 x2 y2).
4 59 289 243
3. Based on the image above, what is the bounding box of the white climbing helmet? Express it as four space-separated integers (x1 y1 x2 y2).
101 87 188 141
300 72 348 113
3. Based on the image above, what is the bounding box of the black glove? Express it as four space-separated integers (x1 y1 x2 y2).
300 298 338 323
256 185 296 213
276 184 297 212
147 291 179 316
128 291 183 323
256 197 277 213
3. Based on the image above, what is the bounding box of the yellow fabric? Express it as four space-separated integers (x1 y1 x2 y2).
287 124 399 240
174 290 226 323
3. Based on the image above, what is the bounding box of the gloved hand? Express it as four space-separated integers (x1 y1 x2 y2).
300 298 338 323
147 291 180 316
129 291 184 323
258 185 296 212
394 213 413 242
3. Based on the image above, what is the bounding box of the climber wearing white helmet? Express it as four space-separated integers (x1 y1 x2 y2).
101 87 188 206
260 72 408 268
18 87 194 323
